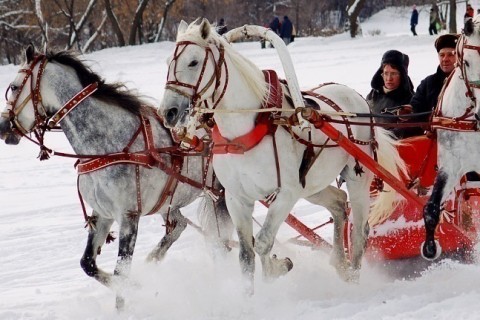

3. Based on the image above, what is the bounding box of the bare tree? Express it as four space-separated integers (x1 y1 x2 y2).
448 0 457 33
154 0 176 42
103 0 125 46
52 0 99 51
34 0 47 45
82 12 107 52
0 0 438 65
128 0 150 45
346 0 366 38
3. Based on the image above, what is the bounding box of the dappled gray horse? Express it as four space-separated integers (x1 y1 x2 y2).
0 45 232 309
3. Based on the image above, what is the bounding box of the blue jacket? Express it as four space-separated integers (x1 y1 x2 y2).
411 9 418 25
280 17 293 38
269 17 281 34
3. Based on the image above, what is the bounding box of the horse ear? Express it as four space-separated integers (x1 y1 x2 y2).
464 18 474 36
200 18 211 40
25 44 36 63
177 20 188 38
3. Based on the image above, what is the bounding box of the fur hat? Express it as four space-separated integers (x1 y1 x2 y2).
434 34 459 52
381 50 409 72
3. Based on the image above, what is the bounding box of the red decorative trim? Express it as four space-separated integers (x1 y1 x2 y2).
77 152 154 174
212 70 282 154
431 116 478 132
48 82 98 128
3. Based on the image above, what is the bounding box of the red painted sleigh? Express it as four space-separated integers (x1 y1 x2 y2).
364 135 480 261
281 110 480 262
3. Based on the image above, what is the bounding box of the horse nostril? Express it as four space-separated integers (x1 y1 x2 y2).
166 107 178 124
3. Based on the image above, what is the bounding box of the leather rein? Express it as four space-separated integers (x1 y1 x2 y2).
2 54 218 227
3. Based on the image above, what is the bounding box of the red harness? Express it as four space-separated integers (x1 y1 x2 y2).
74 114 185 219
212 70 282 154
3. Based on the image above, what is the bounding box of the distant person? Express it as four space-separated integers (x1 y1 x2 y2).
290 24 296 43
465 4 474 22
429 7 439 35
403 34 459 136
280 16 293 45
410 5 418 36
366 50 415 138
217 18 227 35
269 16 281 35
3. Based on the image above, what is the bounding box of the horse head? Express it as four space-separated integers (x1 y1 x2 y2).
158 19 228 142
0 44 45 145
459 16 480 119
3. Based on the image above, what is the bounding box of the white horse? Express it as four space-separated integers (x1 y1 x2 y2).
0 45 233 309
422 19 480 259
157 20 406 288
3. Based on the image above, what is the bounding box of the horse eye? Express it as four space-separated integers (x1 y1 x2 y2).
465 60 470 67
9 84 18 92
188 60 198 67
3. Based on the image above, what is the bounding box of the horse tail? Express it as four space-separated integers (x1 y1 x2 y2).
368 127 408 226
197 191 234 250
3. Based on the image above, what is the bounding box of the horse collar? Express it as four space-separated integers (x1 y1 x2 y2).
212 70 282 154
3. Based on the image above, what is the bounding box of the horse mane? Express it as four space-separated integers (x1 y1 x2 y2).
45 50 154 117
178 21 268 105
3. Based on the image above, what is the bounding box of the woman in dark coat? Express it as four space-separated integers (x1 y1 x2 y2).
366 50 415 138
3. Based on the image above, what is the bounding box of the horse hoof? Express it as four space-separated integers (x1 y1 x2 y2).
421 240 442 261
285 257 293 271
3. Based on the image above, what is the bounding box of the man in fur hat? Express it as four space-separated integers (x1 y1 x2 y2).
405 33 459 134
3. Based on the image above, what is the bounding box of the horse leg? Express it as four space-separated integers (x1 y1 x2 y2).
80 211 115 286
198 194 234 256
255 194 295 280
225 193 255 293
422 170 460 260
145 208 188 262
344 176 371 282
112 213 140 310
305 185 349 278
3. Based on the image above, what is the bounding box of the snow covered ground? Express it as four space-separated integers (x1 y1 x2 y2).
1 5 480 320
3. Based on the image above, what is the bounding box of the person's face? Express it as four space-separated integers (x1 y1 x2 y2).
438 47 456 74
381 64 401 90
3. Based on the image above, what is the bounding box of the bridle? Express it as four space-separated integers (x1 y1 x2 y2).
2 54 98 156
456 33 480 118
2 55 48 137
165 39 228 117
431 33 480 132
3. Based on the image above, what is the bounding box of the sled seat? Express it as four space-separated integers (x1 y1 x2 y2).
397 135 437 189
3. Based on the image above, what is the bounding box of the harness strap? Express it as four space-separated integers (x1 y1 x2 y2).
431 116 478 131
212 70 282 154
303 84 372 146
77 152 154 173
76 114 188 221
48 82 98 128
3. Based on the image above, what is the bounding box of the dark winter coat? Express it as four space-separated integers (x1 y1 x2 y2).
366 50 415 138
269 17 281 34
217 19 227 35
280 17 293 39
411 9 418 26
410 66 449 120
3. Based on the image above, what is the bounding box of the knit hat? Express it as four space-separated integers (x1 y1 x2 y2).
434 34 459 52
370 50 413 92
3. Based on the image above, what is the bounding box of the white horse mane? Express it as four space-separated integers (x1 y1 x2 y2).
177 20 268 105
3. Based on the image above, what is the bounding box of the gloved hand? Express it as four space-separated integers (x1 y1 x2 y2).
382 105 413 121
